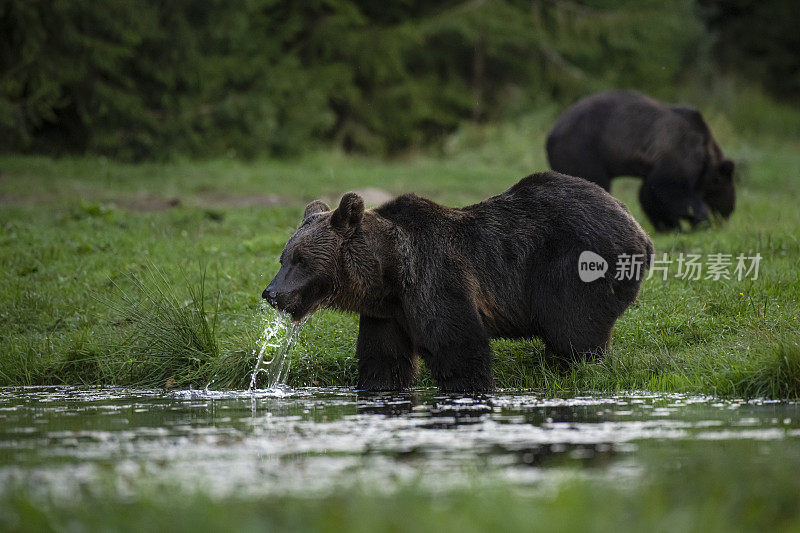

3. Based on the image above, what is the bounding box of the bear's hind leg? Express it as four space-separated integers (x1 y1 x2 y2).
356 316 418 391
420 322 494 392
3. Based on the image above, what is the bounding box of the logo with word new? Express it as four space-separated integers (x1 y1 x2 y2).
578 251 608 282
577 251 762 283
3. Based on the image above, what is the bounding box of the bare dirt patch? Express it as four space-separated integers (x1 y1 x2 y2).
197 193 287 208
0 190 293 211
108 193 182 211
0 192 52 206
323 187 394 207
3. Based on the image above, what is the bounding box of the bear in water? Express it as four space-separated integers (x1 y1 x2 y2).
546 90 735 231
263 172 653 391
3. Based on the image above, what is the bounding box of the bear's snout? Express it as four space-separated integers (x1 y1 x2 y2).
262 286 279 308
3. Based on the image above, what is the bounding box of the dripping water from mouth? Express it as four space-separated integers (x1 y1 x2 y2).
248 306 308 390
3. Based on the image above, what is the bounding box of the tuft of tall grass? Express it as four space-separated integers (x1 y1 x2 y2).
103 265 220 388
722 336 800 398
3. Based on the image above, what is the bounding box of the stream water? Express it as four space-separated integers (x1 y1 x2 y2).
1 387 798 500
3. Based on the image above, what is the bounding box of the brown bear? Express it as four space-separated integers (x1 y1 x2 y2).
546 90 735 231
263 172 653 392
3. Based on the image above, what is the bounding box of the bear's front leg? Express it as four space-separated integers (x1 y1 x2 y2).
355 315 418 391
640 157 709 231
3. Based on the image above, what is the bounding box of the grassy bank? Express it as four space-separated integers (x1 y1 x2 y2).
1 111 799 396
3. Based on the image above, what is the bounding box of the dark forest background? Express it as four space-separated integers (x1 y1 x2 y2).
1 0 798 160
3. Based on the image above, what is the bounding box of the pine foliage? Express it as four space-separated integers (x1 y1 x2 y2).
0 0 716 158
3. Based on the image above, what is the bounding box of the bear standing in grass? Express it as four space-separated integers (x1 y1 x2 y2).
263 172 653 392
546 90 735 231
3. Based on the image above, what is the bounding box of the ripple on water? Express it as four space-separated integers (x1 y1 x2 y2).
0 386 798 500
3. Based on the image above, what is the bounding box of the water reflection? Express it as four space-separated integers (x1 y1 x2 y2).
356 392 417 417
0 387 797 499
355 392 494 428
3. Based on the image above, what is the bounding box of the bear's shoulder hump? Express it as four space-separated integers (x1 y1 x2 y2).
669 105 709 134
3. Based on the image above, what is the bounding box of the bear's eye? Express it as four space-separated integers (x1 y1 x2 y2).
294 254 306 267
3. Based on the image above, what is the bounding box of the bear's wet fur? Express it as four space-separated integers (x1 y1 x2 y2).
546 90 735 231
263 171 653 392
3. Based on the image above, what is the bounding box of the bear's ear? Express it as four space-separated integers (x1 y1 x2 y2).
331 192 364 231
303 200 330 220
719 159 734 180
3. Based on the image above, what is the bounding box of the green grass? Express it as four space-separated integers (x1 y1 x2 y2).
1 109 799 396
3 440 800 533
